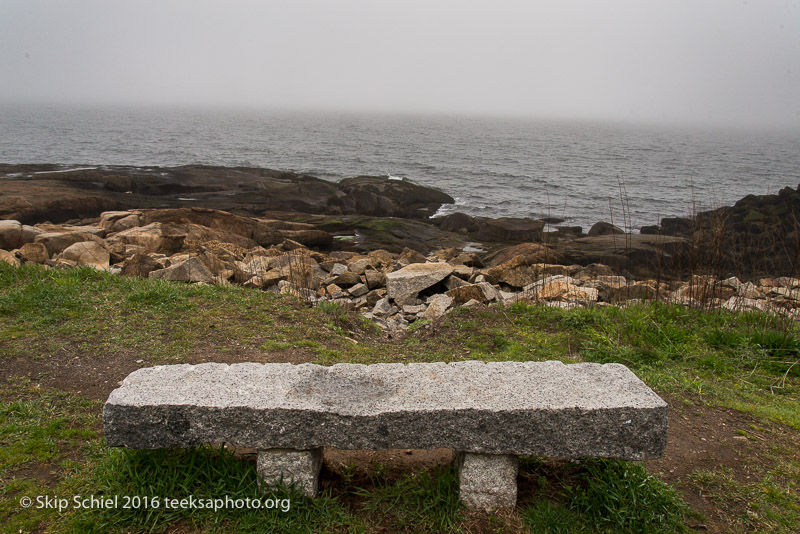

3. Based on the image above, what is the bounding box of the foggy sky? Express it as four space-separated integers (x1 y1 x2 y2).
1 0 798 128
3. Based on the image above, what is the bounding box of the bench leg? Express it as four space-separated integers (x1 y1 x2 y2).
455 452 518 511
256 448 323 497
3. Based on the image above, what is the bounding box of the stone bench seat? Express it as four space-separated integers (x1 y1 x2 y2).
103 360 667 510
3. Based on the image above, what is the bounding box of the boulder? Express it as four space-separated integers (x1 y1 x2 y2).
121 253 161 278
106 223 186 255
446 283 499 304
424 294 453 320
137 208 332 248
0 220 23 249
349 283 369 297
475 218 544 242
372 297 394 316
336 176 454 218
35 231 105 257
398 247 427 265
18 242 49 264
149 257 215 284
332 271 361 287
588 221 624 236
438 212 479 233
266 255 326 289
0 249 20 267
100 211 141 233
386 263 454 299
364 270 387 289
606 282 660 303
484 243 562 267
244 271 284 289
59 241 110 270
525 276 598 302
347 258 374 275
444 275 469 290
486 256 568 288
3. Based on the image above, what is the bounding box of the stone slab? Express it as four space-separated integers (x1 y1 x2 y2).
103 361 667 459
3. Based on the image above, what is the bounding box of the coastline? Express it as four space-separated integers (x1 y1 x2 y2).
2 163 800 329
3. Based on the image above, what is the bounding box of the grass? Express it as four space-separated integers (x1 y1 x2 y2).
1 263 799 532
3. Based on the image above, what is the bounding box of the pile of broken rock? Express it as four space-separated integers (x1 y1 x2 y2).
1 209 799 330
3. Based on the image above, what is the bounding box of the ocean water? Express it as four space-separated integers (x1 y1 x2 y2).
2 104 799 231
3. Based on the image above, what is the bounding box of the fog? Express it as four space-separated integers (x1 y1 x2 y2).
1 0 798 128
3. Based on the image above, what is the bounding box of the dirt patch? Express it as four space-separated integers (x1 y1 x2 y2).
2 345 314 401
647 394 800 533
324 448 454 481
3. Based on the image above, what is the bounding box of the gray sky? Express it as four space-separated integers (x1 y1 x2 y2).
1 0 798 127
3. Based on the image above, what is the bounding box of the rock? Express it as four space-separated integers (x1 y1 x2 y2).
452 264 474 279
364 270 387 289
423 294 453 320
463 299 483 308
775 277 800 288
588 221 624 236
278 280 318 301
100 211 141 233
387 313 409 329
607 282 660 302
486 256 570 288
402 304 427 314
367 249 395 266
347 258 374 275
365 289 386 307
446 283 498 305
398 247 427 265
237 256 274 279
485 243 563 267
35 231 106 257
372 297 393 317
525 277 598 302
330 263 349 276
554 225 583 236
59 241 110 270
386 263 454 299
121 253 161 278
138 208 332 248
149 257 215 284
0 249 20 266
444 275 469 290
393 292 421 307
573 264 615 280
245 272 284 289
257 448 322 497
0 220 23 249
268 255 326 289
18 242 49 263
723 296 769 313
452 252 483 268
348 283 369 297
456 453 518 511
438 212 479 233
106 223 186 255
672 276 736 302
475 218 544 242
332 271 361 287
335 176 454 218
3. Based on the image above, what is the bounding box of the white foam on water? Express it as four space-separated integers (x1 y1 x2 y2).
31 166 98 175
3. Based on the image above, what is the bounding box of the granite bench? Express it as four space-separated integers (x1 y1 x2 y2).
103 361 668 510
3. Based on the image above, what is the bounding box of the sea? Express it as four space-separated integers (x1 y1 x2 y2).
2 104 799 232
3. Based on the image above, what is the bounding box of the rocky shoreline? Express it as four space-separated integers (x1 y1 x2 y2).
2 164 800 328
